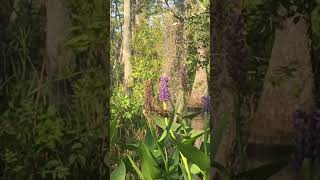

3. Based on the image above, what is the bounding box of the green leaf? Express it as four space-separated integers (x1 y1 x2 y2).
153 115 181 132
182 132 203 145
169 149 180 173
144 128 155 149
127 155 145 180
173 138 210 172
117 142 139 151
183 111 201 120
190 164 201 175
233 159 289 180
110 119 118 142
138 143 161 180
180 163 190 180
180 152 192 180
110 160 126 180
158 130 167 143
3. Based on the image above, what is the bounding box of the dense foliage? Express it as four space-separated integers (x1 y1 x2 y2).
0 0 109 179
1 0 320 179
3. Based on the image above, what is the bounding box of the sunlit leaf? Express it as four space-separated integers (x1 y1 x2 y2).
173 138 210 172
110 160 126 180
127 155 145 180
138 143 161 180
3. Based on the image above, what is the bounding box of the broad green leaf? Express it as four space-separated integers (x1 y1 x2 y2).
139 143 161 180
189 128 204 137
144 128 155 149
182 132 203 145
110 160 126 180
127 155 145 180
233 159 289 180
173 138 210 172
158 130 167 143
169 149 180 174
183 111 201 120
153 115 181 131
146 124 168 173
190 164 201 175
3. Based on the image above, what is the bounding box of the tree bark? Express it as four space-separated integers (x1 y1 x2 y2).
46 0 72 107
135 0 141 27
210 0 240 168
174 0 187 115
248 8 314 180
189 45 208 148
160 4 186 114
210 1 251 173
123 0 132 89
250 10 314 146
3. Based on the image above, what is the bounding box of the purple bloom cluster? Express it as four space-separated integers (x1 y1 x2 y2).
159 76 171 102
293 109 320 167
201 96 210 117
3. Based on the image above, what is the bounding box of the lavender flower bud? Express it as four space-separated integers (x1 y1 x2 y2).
159 76 171 102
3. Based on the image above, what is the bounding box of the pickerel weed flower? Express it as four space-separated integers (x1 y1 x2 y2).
201 96 210 117
159 76 171 102
292 109 320 168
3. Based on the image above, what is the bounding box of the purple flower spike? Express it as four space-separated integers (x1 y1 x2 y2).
159 76 171 102
201 96 210 116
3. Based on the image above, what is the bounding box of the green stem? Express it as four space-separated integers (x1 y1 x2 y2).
180 152 192 180
147 120 169 174
204 115 209 156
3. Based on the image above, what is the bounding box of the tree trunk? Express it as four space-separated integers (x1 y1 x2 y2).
250 10 314 147
46 0 72 107
209 0 246 168
123 0 132 89
188 45 208 148
249 8 314 180
174 0 187 115
135 0 141 27
210 0 243 168
160 9 186 114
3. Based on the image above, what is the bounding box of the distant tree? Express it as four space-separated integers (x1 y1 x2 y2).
251 3 314 147
123 0 132 91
